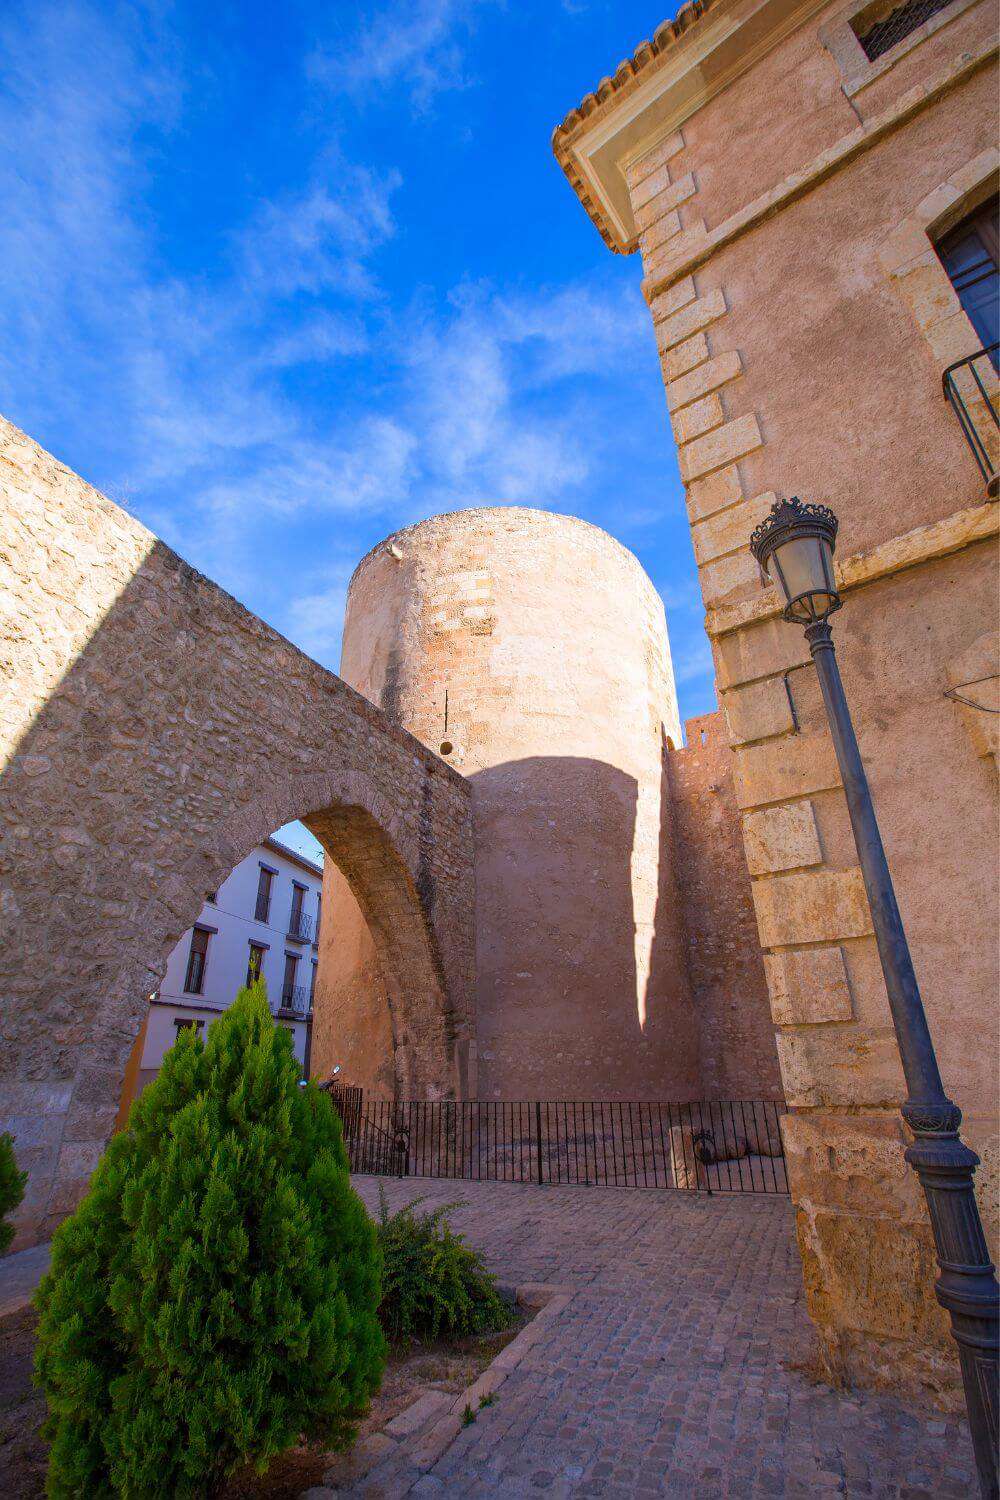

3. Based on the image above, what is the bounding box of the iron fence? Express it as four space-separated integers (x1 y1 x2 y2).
327 1096 789 1195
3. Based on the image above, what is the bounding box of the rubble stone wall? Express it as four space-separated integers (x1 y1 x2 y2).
0 416 476 1249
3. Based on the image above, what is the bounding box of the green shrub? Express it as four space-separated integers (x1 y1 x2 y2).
34 981 385 1499
375 1186 508 1344
0 1131 27 1254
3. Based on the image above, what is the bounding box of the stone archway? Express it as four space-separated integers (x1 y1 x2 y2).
0 417 475 1249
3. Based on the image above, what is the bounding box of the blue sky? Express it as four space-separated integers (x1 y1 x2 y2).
1 1 711 857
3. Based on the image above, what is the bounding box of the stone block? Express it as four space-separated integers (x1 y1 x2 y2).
751 867 872 947
386 1390 452 1437
775 1024 904 1108
781 1110 924 1220
679 414 762 483
640 208 682 256
692 491 776 565
743 801 821 874
628 132 685 202
732 731 841 808
663 331 710 382
648 275 696 323
764 944 854 1024
673 392 724 446
721 677 794 745
714 616 812 689
698 548 760 605
667 350 743 413
684 462 743 523
654 289 726 350
635 171 697 234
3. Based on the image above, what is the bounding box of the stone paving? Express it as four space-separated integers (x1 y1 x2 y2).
346 1176 975 1499
0 1178 976 1497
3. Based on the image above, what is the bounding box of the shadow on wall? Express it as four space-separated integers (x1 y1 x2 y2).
1 488 474 1250
467 754 701 1101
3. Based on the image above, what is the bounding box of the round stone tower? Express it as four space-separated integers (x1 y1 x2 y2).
326 507 699 1100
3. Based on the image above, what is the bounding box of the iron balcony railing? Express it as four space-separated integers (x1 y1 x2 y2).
326 1095 789 1196
278 984 311 1018
943 343 999 496
287 910 314 943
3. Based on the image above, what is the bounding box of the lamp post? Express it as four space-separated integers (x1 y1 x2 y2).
749 497 999 1498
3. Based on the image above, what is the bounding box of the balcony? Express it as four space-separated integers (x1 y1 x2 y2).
287 910 314 944
278 985 311 1020
943 344 999 497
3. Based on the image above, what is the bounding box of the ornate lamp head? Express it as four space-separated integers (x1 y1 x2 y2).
750 497 841 625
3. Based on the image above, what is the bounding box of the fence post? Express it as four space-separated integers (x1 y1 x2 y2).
535 1101 544 1184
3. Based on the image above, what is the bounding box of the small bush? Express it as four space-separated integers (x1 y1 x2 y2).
0 1132 27 1253
375 1185 509 1344
34 982 385 1499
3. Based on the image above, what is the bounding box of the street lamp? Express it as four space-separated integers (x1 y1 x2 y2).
750 497 999 1499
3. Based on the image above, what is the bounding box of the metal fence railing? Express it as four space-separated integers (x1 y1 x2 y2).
325 1095 789 1196
943 343 999 496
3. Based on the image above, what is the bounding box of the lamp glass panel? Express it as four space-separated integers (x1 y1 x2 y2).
770 534 831 604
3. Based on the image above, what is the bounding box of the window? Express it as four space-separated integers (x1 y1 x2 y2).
174 1017 204 1037
206 890 217 904
289 882 306 937
935 199 999 365
184 927 211 995
247 941 268 986
314 894 322 946
853 0 956 61
282 952 299 1004
309 961 318 1003
254 864 276 923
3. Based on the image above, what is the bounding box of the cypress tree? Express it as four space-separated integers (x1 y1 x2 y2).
34 982 385 1498
0 1131 27 1253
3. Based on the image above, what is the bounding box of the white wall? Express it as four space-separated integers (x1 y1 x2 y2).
139 838 323 1075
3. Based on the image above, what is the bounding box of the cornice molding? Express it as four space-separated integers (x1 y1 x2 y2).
642 39 998 303
706 499 1000 639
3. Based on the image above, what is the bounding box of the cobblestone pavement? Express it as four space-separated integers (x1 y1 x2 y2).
350 1176 975 1499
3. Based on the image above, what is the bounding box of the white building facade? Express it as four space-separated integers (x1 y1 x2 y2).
122 837 323 1106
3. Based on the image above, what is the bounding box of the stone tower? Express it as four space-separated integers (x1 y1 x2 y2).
315 506 701 1101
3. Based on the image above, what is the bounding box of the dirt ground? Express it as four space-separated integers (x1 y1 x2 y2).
0 1306 521 1500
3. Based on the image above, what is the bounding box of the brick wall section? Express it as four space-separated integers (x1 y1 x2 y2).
0 415 476 1249
667 711 783 1101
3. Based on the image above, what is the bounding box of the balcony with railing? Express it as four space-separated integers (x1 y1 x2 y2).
286 909 314 943
943 344 999 497
278 984 311 1019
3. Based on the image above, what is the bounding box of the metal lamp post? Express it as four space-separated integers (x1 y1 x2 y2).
749 497 999 1498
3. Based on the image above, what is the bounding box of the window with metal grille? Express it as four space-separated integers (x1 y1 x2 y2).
934 198 999 368
854 0 956 60
184 927 211 995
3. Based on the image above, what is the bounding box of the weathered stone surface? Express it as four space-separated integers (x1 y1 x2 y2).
752 867 873 948
722 676 795 745
0 416 476 1247
764 944 854 1024
667 349 743 412
654 288 726 349
775 1025 904 1107
743 800 822 875
662 329 710 382
732 731 841 808
679 413 762 483
672 390 724 446
692 490 776 565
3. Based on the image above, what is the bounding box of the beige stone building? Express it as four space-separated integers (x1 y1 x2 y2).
552 0 998 1406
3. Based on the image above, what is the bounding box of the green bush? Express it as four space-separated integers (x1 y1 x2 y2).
0 1131 27 1254
34 982 385 1499
375 1185 508 1344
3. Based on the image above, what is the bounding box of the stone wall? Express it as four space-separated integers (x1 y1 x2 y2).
667 712 783 1101
0 416 476 1249
337 508 698 1103
553 0 998 1405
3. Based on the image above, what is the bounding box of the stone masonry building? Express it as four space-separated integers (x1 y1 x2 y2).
0 0 997 1419
552 0 998 1409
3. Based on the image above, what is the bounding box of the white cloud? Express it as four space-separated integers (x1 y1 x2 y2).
309 0 493 108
